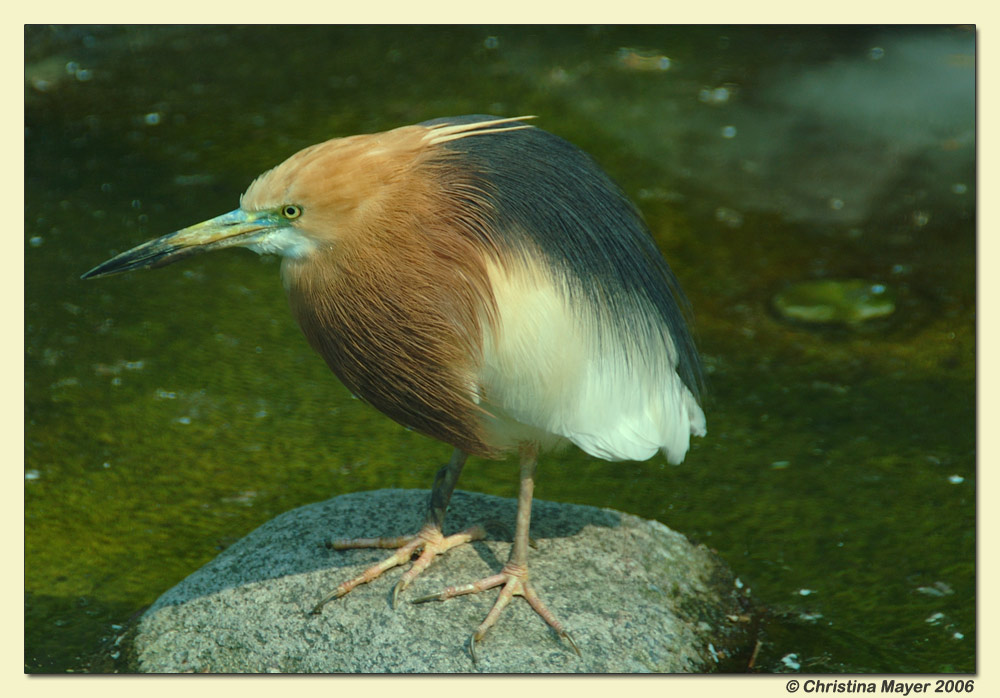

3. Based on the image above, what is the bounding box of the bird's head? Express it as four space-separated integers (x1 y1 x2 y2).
81 128 422 278
81 116 533 281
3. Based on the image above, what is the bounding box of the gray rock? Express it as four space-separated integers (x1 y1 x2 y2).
128 489 755 673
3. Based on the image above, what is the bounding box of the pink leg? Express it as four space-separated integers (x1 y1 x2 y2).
312 449 484 613
412 444 579 661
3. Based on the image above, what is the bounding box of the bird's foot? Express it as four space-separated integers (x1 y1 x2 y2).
310 521 486 614
412 561 580 662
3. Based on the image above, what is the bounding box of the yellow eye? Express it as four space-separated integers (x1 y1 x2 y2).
281 204 302 220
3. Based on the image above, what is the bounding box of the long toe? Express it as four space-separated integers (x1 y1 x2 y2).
414 562 578 662
313 522 485 613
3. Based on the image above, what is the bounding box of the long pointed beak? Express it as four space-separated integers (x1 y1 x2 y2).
81 208 282 279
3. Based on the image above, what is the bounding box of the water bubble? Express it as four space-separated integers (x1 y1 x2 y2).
699 86 731 105
951 183 968 195
948 474 964 484
173 174 216 187
29 236 43 247
144 112 161 126
869 46 885 60
617 47 671 72
483 36 499 50
720 125 737 139
548 67 569 84
916 582 954 597
781 653 801 671
714 206 743 227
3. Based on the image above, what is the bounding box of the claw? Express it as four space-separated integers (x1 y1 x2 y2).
561 630 582 657
469 633 479 664
410 592 441 604
310 587 344 615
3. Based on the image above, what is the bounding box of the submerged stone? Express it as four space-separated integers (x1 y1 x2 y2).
773 279 895 325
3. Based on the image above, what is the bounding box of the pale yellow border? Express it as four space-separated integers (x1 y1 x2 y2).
12 8 993 698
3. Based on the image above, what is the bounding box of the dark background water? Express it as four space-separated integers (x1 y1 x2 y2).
24 25 975 673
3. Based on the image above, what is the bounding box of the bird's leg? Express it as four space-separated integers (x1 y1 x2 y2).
311 448 486 614
412 444 579 661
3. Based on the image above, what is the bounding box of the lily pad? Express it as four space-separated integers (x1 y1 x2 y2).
772 279 895 325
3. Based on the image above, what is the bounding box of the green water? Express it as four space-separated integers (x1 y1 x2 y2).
25 25 975 673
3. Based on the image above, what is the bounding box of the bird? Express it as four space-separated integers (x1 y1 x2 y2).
82 115 706 661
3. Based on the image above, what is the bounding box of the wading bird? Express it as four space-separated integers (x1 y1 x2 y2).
83 115 706 660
